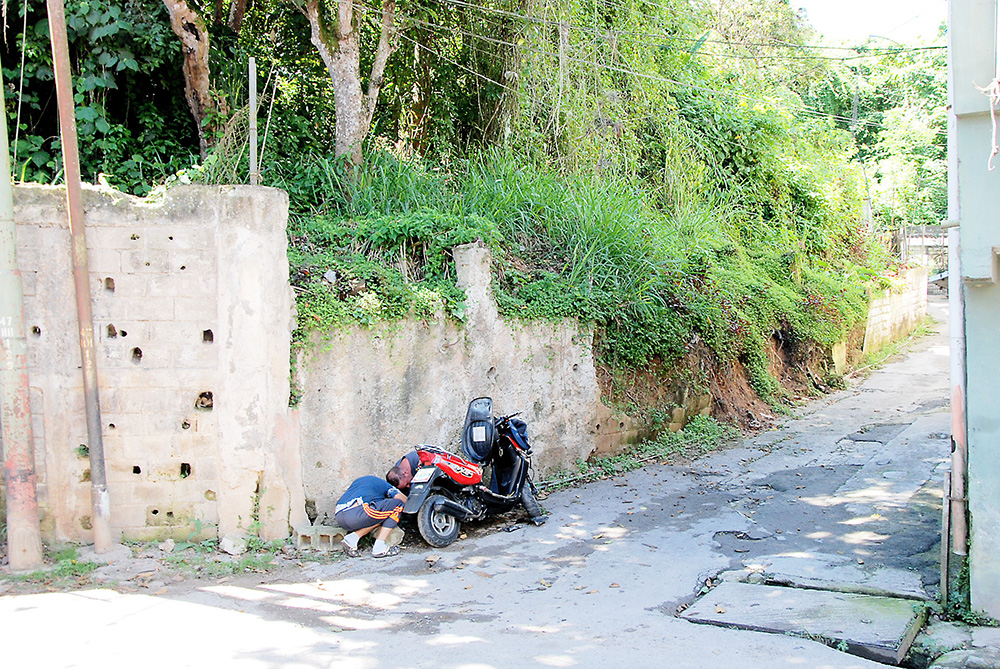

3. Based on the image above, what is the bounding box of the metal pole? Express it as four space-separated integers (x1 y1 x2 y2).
945 20 968 555
47 0 114 552
0 69 43 571
941 472 952 609
249 57 259 186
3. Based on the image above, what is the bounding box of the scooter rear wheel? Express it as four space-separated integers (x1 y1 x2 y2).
417 494 462 547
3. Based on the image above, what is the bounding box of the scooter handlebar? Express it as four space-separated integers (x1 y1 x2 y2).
496 411 522 424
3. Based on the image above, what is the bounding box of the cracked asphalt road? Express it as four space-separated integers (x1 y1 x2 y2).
0 296 950 668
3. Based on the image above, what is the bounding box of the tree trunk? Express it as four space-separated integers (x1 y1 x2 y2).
410 31 434 155
163 0 215 160
228 0 249 33
303 0 397 166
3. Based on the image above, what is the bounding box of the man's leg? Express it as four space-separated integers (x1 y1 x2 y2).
335 506 384 556
335 499 404 557
362 499 404 557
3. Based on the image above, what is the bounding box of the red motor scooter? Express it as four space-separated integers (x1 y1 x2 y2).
402 397 546 547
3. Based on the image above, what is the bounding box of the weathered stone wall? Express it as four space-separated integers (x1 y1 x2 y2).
296 243 627 521
11 185 302 544
862 266 929 356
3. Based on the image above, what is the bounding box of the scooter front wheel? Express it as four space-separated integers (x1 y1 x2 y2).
417 494 462 547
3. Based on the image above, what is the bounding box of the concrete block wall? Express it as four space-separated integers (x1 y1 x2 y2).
11 185 302 544
862 266 929 356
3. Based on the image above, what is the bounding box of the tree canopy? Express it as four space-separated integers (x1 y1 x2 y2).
2 0 948 401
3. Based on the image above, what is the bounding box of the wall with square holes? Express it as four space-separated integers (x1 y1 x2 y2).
11 184 304 543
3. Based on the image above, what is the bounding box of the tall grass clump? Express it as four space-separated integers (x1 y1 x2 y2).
282 146 887 402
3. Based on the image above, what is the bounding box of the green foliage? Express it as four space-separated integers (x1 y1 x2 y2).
3 0 915 404
164 545 280 577
289 200 495 348
3 0 197 194
941 559 1000 626
653 414 742 455
799 37 948 232
285 138 884 400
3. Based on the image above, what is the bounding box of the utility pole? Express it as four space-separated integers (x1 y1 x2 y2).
47 0 114 552
0 69 43 571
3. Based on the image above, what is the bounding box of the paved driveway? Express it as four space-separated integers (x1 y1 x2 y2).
1 297 951 668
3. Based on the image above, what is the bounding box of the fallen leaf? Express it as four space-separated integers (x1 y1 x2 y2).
716 606 726 614
153 588 167 596
609 583 620 588
587 590 599 594
474 571 493 579
464 585 473 590
592 533 604 540
540 579 551 587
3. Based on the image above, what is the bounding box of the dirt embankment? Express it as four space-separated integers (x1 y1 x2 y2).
597 327 864 437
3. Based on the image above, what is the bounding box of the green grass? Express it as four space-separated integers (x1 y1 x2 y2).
540 415 740 490
283 150 889 403
7 547 100 586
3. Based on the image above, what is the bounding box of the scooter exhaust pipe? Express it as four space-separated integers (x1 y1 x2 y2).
433 497 474 520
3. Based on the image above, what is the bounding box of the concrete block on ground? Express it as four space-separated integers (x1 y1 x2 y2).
294 526 315 550
220 534 247 555
752 553 929 600
680 581 927 665
295 524 347 551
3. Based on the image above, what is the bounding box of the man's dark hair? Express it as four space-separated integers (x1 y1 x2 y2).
386 466 404 488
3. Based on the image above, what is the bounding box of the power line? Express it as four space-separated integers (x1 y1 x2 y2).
397 11 896 131
437 0 944 55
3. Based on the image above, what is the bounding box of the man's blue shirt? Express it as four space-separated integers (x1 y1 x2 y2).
337 475 401 510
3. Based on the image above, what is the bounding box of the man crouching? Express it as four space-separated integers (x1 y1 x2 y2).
335 475 406 558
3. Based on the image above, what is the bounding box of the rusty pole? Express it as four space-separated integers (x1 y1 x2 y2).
47 0 114 552
0 69 44 571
